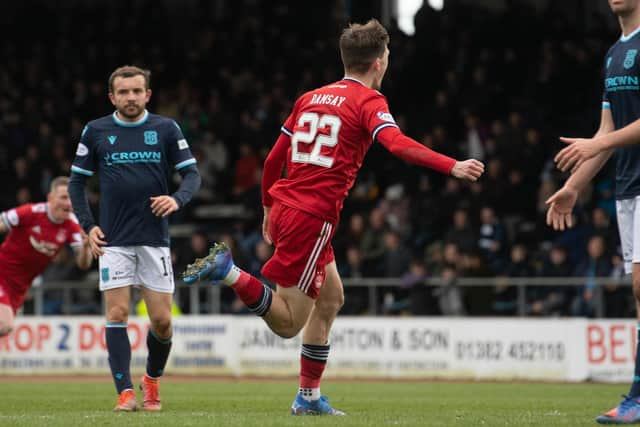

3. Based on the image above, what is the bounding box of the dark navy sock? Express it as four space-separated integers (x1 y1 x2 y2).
106 323 132 393
146 329 172 378
630 323 640 397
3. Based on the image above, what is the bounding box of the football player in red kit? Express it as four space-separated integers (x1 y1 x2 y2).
0 176 92 335
183 19 484 415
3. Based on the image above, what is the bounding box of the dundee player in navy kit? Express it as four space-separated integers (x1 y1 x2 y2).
548 0 640 423
68 66 201 412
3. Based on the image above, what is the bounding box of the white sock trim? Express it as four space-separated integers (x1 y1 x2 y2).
220 265 241 286
299 387 321 401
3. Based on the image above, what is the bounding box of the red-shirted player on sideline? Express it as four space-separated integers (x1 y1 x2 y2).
0 176 93 336
183 19 484 415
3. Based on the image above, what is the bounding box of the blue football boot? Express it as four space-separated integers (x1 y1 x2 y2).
182 242 234 284
290 393 345 416
597 395 640 424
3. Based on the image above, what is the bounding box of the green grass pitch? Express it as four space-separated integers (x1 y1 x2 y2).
0 379 626 426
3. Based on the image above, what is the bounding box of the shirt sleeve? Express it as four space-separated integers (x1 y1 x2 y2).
167 120 197 170
361 94 400 142
70 125 96 176
262 132 291 207
603 55 611 110
1 204 34 230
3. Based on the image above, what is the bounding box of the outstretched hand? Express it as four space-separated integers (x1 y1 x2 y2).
545 186 578 231
554 136 603 172
451 159 484 181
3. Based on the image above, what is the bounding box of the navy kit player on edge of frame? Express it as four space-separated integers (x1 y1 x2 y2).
68 65 201 412
548 0 640 423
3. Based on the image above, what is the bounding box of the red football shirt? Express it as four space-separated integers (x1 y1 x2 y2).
0 203 83 293
267 78 399 224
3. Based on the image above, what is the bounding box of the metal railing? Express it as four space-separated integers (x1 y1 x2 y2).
26 276 633 317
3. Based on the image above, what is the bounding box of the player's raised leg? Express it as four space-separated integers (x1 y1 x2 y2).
183 242 314 338
139 287 173 411
292 261 345 416
104 286 138 412
183 203 329 339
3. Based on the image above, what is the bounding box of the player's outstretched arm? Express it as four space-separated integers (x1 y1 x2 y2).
546 108 614 231
376 126 484 180
555 107 632 172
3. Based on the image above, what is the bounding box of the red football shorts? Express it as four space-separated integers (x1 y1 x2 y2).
0 278 24 314
261 201 335 299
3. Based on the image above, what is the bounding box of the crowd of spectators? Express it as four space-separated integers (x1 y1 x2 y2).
0 0 633 317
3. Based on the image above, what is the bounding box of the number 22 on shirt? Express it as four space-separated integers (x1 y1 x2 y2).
291 112 342 168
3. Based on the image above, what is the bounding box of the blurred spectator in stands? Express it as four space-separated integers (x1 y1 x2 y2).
382 230 411 278
339 246 364 279
595 179 616 220
360 207 388 277
339 246 369 315
522 128 545 189
493 243 532 315
482 159 507 212
232 143 260 199
195 130 229 202
15 187 32 205
528 245 573 316
504 169 533 218
604 252 632 318
477 206 507 273
411 175 446 247
462 114 485 161
401 259 435 315
334 212 366 260
588 207 616 251
571 235 612 317
433 266 466 316
442 242 462 272
445 208 477 254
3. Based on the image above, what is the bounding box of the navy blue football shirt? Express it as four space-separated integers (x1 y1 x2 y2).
71 110 196 247
603 28 640 200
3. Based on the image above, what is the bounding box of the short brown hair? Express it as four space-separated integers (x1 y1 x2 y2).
339 19 389 74
108 65 151 92
49 176 69 193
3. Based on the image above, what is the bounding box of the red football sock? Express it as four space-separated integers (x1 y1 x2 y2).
300 356 327 389
231 270 264 307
